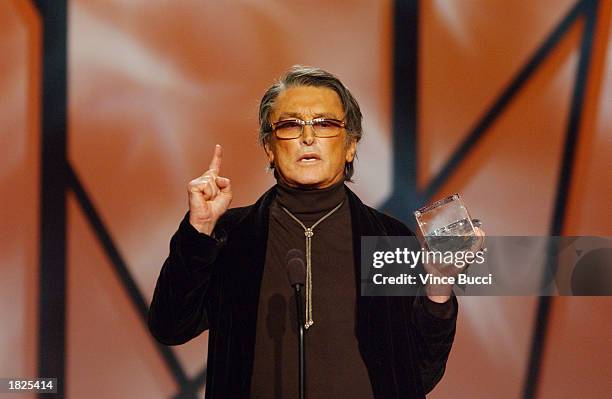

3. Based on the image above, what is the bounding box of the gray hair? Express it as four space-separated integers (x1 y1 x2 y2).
258 65 363 181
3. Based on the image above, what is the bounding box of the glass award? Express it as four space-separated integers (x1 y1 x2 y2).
414 193 479 253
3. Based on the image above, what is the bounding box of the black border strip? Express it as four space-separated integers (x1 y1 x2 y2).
381 0 421 223
172 369 207 399
550 0 598 237
522 1 599 398
35 1 68 398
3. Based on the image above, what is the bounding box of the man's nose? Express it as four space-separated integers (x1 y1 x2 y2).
301 125 316 145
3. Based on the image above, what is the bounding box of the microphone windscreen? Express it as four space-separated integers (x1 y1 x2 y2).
287 258 306 287
286 248 304 265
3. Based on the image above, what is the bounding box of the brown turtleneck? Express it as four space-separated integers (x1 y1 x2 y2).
250 181 374 399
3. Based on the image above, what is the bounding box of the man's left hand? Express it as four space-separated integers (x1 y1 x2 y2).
423 226 486 303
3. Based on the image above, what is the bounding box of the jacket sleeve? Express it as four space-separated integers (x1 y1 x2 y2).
148 212 226 345
385 214 458 393
410 292 458 393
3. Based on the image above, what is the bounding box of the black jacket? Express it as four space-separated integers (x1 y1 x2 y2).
149 185 457 398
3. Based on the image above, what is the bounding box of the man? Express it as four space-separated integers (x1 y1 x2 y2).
149 66 466 398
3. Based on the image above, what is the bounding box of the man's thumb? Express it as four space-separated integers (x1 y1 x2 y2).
216 176 231 192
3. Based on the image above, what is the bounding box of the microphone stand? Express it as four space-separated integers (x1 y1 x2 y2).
286 250 306 399
294 283 305 399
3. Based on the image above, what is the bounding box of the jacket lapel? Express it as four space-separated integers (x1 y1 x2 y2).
225 186 277 394
345 187 401 398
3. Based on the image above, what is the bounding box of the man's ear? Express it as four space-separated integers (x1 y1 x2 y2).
264 140 275 164
345 138 357 163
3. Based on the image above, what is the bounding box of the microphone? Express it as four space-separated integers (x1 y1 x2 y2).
286 249 306 399
287 249 306 287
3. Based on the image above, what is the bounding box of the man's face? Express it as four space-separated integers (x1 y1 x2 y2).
265 85 356 189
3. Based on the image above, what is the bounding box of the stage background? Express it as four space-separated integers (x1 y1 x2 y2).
1 0 611 398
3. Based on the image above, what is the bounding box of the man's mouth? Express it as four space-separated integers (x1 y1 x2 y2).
298 153 321 162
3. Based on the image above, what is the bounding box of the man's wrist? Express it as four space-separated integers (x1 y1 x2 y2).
425 283 453 303
189 217 216 236
427 295 451 303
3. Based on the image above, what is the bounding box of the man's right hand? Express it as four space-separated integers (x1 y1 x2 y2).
188 144 233 235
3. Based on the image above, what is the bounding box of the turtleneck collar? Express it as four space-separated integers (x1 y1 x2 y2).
275 179 347 216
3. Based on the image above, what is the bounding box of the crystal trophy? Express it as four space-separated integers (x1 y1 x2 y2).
414 193 480 253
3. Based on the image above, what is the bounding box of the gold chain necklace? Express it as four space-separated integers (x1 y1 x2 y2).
280 200 344 329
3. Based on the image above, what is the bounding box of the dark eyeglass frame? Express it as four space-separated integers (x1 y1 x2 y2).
269 117 346 140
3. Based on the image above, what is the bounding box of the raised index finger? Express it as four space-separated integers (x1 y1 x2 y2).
209 144 222 172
